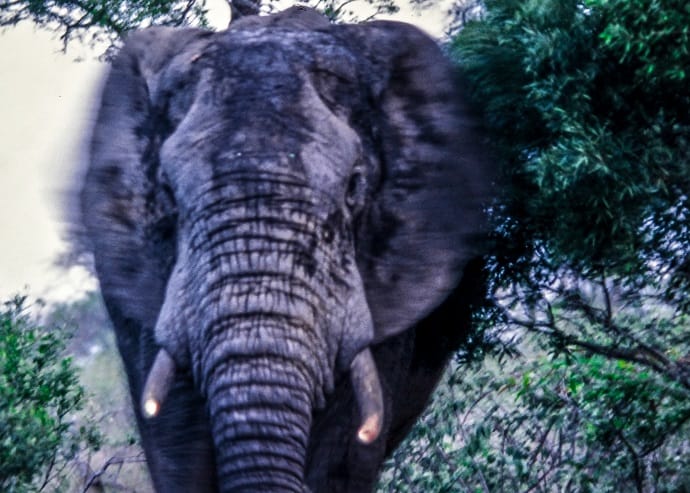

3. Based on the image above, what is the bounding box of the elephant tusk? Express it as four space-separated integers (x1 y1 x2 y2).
350 347 384 445
141 349 176 418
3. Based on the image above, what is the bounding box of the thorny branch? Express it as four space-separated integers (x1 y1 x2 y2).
492 267 690 393
0 0 205 54
81 453 147 492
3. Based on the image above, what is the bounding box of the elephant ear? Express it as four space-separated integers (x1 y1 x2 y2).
343 22 493 344
81 27 211 326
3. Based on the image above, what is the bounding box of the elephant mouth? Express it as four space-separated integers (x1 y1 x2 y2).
141 330 383 443
141 310 383 491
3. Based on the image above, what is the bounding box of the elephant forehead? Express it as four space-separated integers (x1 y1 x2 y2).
298 81 361 196
159 29 364 197
202 28 362 103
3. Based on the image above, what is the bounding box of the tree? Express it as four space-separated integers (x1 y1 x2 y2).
378 2 690 491
379 341 690 493
0 295 101 492
453 0 690 279
0 0 209 53
0 0 399 54
306 0 397 22
450 0 690 395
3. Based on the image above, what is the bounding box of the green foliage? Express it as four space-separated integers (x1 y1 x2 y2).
0 0 210 53
379 342 690 492
0 0 401 54
445 0 690 403
302 0 398 22
0 295 102 492
47 292 154 490
453 0 690 278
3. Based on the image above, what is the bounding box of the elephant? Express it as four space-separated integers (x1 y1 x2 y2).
79 5 493 493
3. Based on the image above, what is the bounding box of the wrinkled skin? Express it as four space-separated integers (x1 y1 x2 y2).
80 6 492 493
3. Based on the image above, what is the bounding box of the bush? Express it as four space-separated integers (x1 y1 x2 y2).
0 295 101 492
452 0 690 274
379 344 690 492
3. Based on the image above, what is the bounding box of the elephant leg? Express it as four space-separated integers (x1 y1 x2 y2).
104 300 217 493
304 332 415 493
305 395 380 492
304 259 482 493
385 257 484 453
383 331 455 454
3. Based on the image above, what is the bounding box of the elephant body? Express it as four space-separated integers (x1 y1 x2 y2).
80 7 492 492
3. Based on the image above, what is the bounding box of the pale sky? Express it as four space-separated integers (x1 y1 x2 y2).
0 0 450 302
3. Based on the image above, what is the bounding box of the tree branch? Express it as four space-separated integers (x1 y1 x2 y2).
81 454 147 493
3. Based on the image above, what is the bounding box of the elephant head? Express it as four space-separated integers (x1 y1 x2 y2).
81 6 491 492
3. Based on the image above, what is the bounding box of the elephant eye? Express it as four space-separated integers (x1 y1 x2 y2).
345 170 365 211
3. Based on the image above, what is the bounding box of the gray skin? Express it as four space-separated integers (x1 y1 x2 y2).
80 6 492 493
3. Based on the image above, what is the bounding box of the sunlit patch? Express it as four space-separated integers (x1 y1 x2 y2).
144 398 160 418
357 415 381 444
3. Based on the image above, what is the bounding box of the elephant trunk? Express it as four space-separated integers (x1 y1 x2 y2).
205 349 313 492
193 181 329 491
198 269 324 491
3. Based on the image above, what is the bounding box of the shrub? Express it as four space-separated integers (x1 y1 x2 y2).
0 295 101 492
